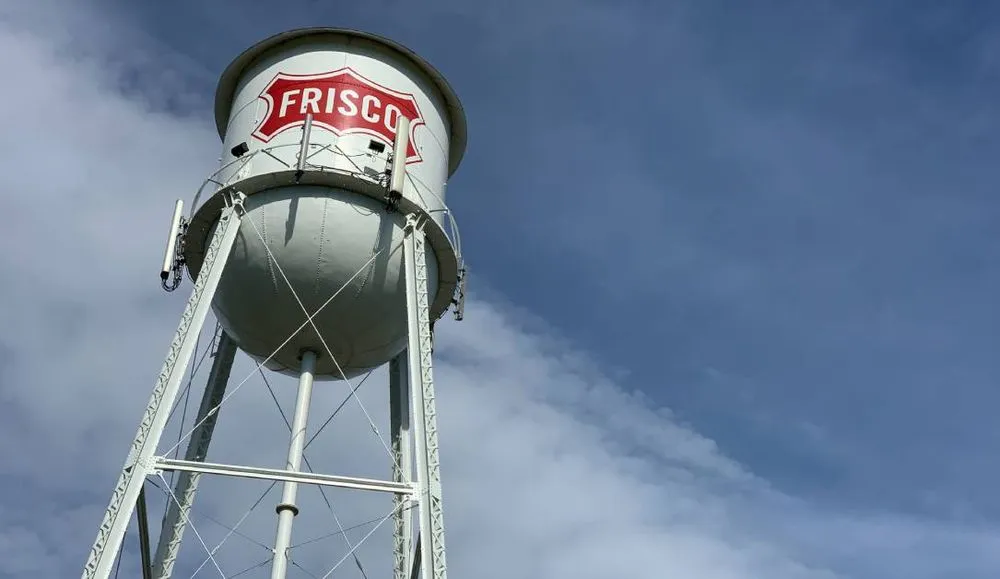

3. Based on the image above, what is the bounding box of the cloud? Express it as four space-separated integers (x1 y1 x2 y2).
1 2 1000 579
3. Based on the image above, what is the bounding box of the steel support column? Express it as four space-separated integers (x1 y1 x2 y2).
390 353 414 579
403 214 448 579
81 197 244 579
152 330 238 579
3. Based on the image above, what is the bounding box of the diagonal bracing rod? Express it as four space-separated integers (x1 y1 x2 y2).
152 331 238 579
80 197 244 579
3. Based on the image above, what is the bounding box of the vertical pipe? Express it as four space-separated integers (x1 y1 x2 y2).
390 354 413 579
270 350 317 579
136 487 153 579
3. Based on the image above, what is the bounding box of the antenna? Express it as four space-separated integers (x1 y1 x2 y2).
159 199 184 291
390 115 411 194
80 27 469 579
385 115 410 212
294 112 313 182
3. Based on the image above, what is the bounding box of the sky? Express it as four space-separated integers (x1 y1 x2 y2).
1 0 1000 577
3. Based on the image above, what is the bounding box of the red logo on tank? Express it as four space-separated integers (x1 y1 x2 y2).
252 67 423 164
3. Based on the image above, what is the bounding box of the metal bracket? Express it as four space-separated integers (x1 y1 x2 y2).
384 186 403 213
224 189 247 211
451 266 467 321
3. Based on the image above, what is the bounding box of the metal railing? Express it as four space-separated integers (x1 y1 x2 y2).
187 141 464 261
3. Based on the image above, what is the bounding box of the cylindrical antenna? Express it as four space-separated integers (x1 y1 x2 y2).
160 199 184 281
389 116 411 198
295 113 314 180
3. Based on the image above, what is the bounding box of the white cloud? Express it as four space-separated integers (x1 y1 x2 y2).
0 3 998 579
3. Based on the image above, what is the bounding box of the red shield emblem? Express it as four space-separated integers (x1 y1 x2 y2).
252 67 424 164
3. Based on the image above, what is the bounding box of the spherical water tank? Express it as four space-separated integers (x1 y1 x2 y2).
183 28 467 379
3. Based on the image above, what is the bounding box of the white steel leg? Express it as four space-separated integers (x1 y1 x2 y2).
81 198 245 579
152 331 238 579
403 215 448 579
390 353 413 579
269 350 317 579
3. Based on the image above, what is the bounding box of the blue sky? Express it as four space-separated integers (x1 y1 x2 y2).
2 0 1000 577
101 0 1000 515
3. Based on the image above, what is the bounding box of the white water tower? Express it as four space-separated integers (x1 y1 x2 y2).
81 27 467 579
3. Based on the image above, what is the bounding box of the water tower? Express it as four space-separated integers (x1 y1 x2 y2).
81 27 467 579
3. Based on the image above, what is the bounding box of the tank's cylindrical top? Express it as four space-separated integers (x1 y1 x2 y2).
213 28 467 218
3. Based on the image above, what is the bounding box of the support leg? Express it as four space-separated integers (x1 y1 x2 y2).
390 354 413 579
269 350 317 579
151 331 238 579
81 200 244 579
403 215 448 579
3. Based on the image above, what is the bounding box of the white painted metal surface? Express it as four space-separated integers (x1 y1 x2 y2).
216 31 459 215
208 186 440 378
